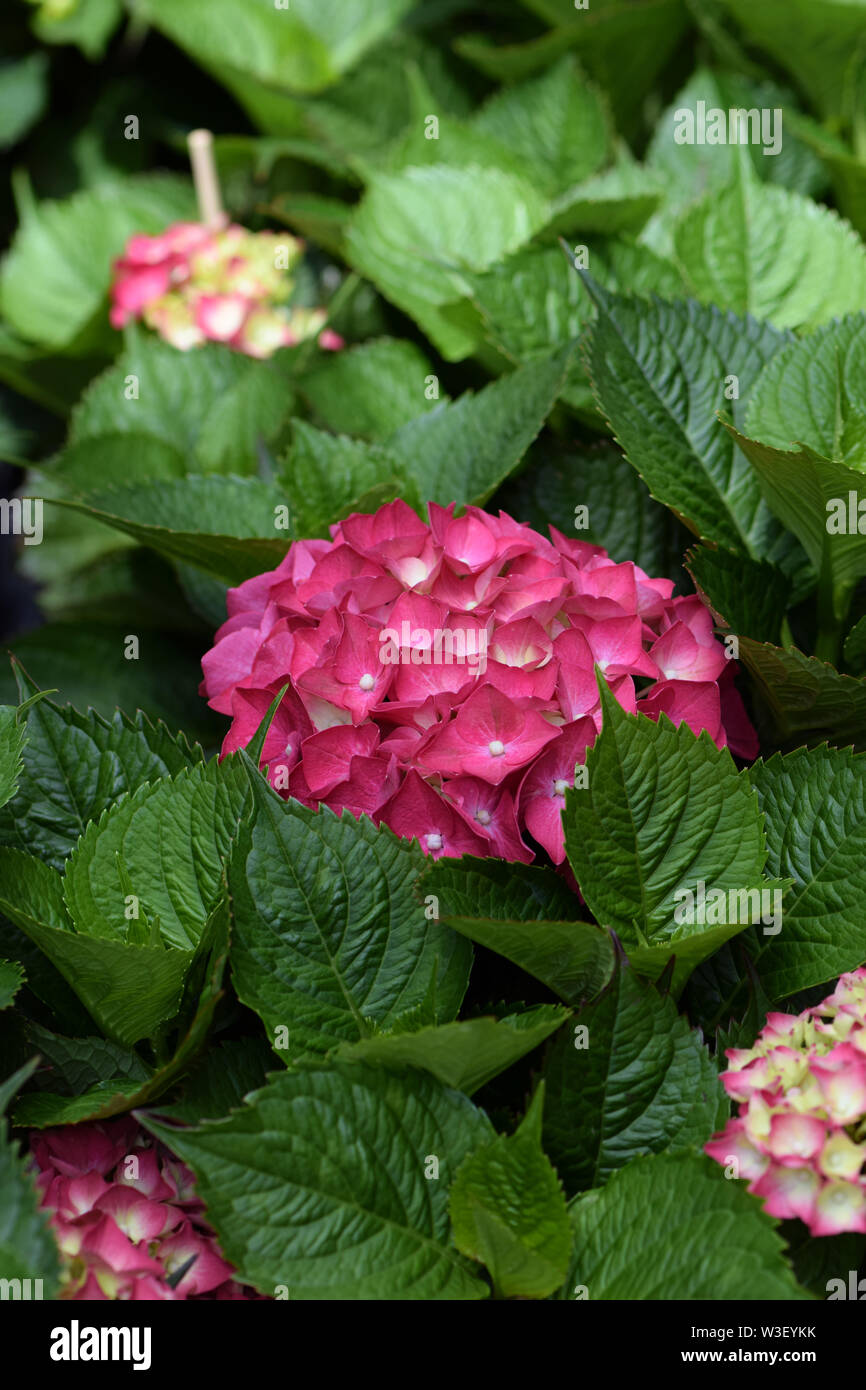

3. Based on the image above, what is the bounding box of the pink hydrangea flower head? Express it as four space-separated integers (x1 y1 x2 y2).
29 1117 268 1300
110 220 342 359
706 969 866 1236
202 501 756 864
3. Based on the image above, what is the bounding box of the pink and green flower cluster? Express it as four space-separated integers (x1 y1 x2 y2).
706 969 866 1235
201 499 756 864
31 1116 262 1299
110 219 344 358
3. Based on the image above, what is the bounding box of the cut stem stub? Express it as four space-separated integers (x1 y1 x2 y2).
187 128 225 230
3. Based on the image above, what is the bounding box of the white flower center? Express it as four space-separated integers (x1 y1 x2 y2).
476 809 492 825
285 743 293 756
488 739 505 756
426 832 443 851
359 673 375 691
553 778 569 796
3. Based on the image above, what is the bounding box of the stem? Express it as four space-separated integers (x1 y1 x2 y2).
187 128 225 230
814 558 853 666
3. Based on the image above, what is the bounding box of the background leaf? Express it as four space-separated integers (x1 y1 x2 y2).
0 176 196 350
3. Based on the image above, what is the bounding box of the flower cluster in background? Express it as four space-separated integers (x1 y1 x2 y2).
110 220 344 358
201 500 756 864
706 970 866 1236
31 1116 262 1299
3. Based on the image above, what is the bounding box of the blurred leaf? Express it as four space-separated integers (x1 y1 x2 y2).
0 54 49 150
298 338 443 441
674 160 866 330
70 332 295 475
139 0 415 97
51 476 293 583
0 176 196 351
345 164 549 360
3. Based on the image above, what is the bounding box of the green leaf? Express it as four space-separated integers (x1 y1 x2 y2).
50 434 188 496
739 638 866 751
686 545 793 645
70 332 295 475
0 176 195 350
719 0 866 120
0 1059 39 1119
0 54 49 149
472 56 610 198
63 758 248 950
0 959 24 1010
139 0 414 97
26 1025 151 1092
500 439 689 581
0 628 221 751
0 677 202 869
464 241 682 413
285 32 469 159
543 964 727 1195
845 614 866 671
741 747 866 1004
150 1037 273 1125
581 279 805 568
647 66 826 209
345 164 549 359
450 1086 571 1299
278 421 409 539
424 856 579 923
545 161 664 238
228 778 471 1059
142 1062 494 1300
564 680 778 991
0 1061 59 1291
11 1027 153 1127
450 920 615 1009
562 1152 810 1300
336 1005 568 1095
745 315 866 465
460 0 689 134
0 848 192 1046
388 348 574 507
724 424 866 616
674 160 866 329
0 706 25 812
298 337 443 441
14 894 231 1126
51 476 292 584
30 0 123 59
425 857 612 1004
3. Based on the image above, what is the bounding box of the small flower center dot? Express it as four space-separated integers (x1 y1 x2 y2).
553 778 569 796
476 809 491 825
426 832 443 851
488 739 505 756
359 673 375 691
